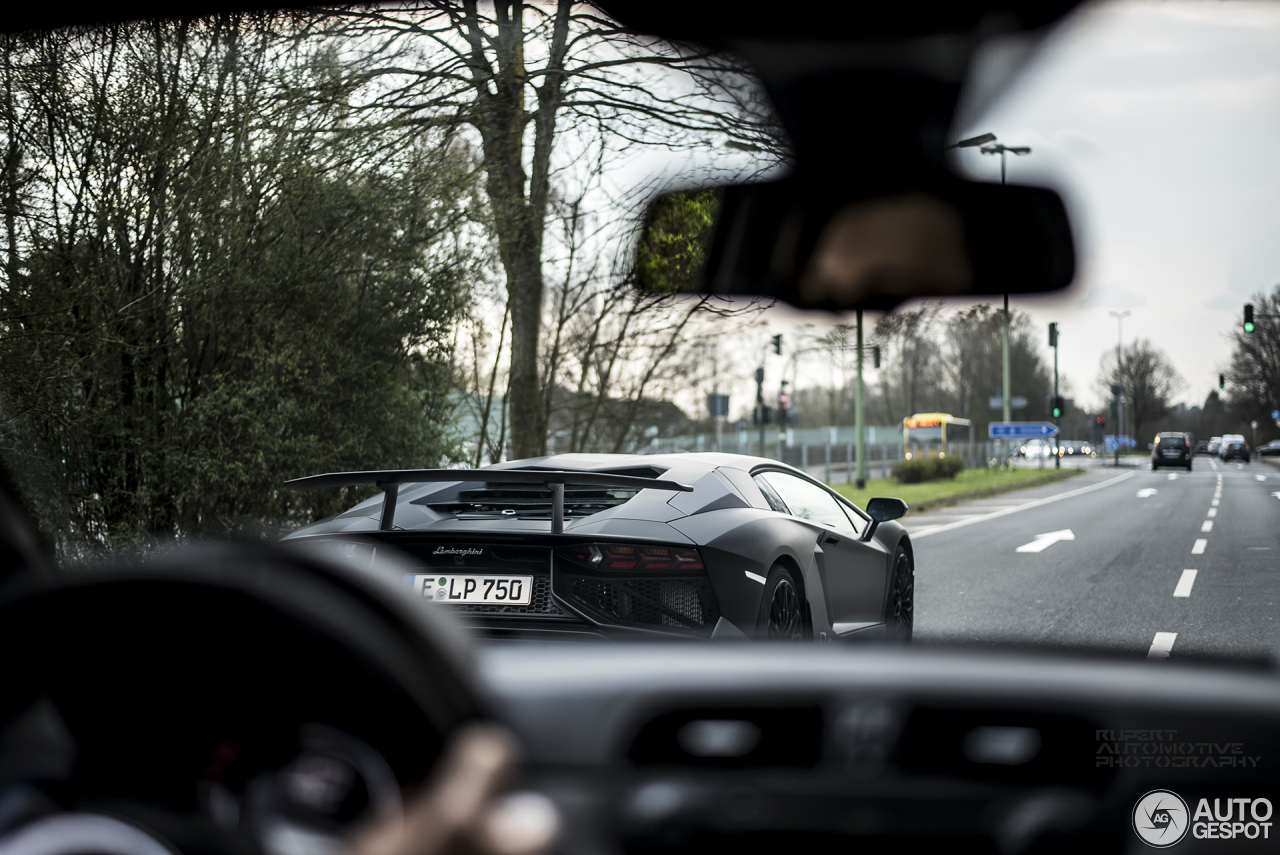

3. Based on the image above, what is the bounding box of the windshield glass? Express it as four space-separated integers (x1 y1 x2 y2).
1 0 1277 663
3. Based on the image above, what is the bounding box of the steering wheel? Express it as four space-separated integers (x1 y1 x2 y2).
0 539 487 855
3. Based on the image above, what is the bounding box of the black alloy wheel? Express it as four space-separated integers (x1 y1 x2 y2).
760 565 805 640
887 547 914 641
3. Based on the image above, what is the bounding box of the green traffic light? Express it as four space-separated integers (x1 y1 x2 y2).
1245 321 1255 333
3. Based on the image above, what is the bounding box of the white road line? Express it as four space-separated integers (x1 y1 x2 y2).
1136 488 1158 498
1174 569 1198 598
1212 498 1220 507
1167 473 1178 481
1015 529 1075 553
1192 538 1207 554
1201 520 1214 532
911 471 1136 539
1210 460 1219 471
1273 492 1280 501
1257 475 1267 482
1207 507 1217 517
1148 632 1178 659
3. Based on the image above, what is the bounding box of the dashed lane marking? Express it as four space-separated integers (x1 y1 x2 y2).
1207 507 1217 517
1174 569 1197 598
1201 520 1214 533
1148 632 1178 659
1167 473 1178 481
1210 460 1219 470
1136 488 1158 498
1212 498 1220 507
1257 475 1267 482
1192 539 1207 554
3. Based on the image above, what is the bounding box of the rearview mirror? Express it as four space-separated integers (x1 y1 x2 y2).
635 177 1075 310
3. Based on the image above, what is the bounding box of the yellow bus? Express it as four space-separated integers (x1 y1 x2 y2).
902 413 972 457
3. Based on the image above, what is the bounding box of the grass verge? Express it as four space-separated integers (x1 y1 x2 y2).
830 466 1083 514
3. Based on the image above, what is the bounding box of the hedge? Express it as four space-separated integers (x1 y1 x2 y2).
891 456 966 483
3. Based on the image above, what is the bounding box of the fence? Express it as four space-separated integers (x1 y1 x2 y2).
642 428 1014 483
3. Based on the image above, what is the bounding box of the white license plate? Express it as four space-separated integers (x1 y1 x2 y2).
407 574 533 605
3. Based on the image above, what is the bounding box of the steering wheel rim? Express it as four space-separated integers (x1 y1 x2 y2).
0 538 489 855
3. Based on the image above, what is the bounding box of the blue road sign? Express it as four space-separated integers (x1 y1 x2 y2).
1272 409 1279 420
989 421 1060 439
1103 435 1136 451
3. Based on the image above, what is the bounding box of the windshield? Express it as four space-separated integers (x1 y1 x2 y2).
1 0 1277 663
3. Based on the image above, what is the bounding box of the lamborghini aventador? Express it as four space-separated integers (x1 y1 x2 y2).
283 454 913 642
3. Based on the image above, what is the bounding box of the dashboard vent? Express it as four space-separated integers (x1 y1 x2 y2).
630 707 822 768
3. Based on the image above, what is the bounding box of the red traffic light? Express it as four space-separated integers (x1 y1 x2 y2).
1095 416 1106 426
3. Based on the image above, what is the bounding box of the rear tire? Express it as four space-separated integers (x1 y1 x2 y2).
885 546 914 642
758 564 808 640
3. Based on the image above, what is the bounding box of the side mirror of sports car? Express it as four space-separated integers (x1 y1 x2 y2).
863 497 908 542
866 497 908 523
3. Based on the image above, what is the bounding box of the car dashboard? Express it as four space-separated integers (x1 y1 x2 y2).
481 642 1280 854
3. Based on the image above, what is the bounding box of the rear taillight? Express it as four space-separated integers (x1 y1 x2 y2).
558 543 703 570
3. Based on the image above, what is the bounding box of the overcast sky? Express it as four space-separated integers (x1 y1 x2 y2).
751 0 1280 419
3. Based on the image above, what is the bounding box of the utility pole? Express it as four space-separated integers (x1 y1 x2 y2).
1002 294 1011 465
1050 323 1060 470
755 365 766 458
1110 310 1130 464
855 310 867 488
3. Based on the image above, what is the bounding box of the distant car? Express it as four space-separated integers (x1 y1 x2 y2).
1208 436 1223 455
1151 431 1192 470
1019 439 1053 458
1223 441 1251 463
1195 440 1211 454
1219 434 1247 459
1259 439 1280 457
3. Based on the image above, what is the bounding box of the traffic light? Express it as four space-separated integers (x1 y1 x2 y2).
1245 304 1255 333
1095 415 1106 427
1051 395 1065 419
771 334 783 355
872 346 881 368
1219 374 1225 390
1048 322 1058 347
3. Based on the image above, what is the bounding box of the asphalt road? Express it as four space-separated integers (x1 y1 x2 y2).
906 455 1280 660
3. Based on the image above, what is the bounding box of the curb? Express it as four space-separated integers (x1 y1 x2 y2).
905 467 1086 515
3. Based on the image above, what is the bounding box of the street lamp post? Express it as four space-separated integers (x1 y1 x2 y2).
1110 310 1131 465
975 137 1032 466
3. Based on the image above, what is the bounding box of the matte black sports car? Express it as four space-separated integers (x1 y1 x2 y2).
283 453 913 642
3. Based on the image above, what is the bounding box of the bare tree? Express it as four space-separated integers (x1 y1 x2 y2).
314 0 783 457
1096 338 1184 443
1225 284 1280 428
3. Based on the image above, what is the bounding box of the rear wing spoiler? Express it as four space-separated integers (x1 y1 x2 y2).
285 468 693 533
